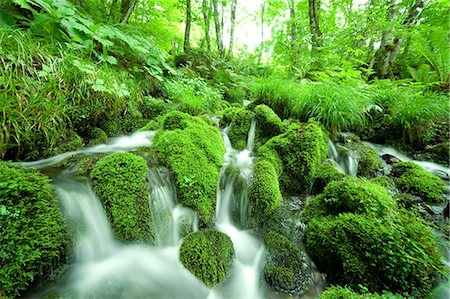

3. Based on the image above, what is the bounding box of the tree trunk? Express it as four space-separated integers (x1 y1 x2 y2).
258 0 267 64
287 0 298 65
120 0 138 24
212 0 224 58
368 0 425 78
308 0 322 51
202 0 211 51
227 0 237 59
184 0 192 52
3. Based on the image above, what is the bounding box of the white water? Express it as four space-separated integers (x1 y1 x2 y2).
327 140 358 176
22 131 155 169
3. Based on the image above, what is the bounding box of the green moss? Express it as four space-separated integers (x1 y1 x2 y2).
90 152 154 243
140 97 167 120
262 120 327 193
312 160 347 194
0 162 67 298
301 177 396 223
220 107 240 127
392 162 445 202
87 128 108 146
320 286 406 299
255 144 283 176
52 130 83 155
249 160 283 224
254 104 283 139
370 176 395 189
154 111 225 223
347 143 382 178
304 213 443 297
228 108 254 150
139 118 161 131
179 230 234 287
264 231 309 295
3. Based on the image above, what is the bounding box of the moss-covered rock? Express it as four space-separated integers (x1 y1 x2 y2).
391 162 445 203
154 111 225 223
0 162 67 298
304 213 443 297
86 128 108 146
301 177 396 223
179 230 234 287
249 159 283 224
312 160 347 194
346 143 382 178
256 144 283 176
264 231 310 295
52 130 83 155
320 286 405 299
254 104 283 140
260 120 327 194
140 97 167 120
90 152 154 243
228 108 254 150
370 175 395 190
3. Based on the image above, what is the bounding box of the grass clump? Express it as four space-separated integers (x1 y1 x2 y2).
301 177 396 223
0 162 67 298
249 159 283 224
320 286 405 299
179 230 234 287
391 162 445 202
91 152 155 243
154 111 225 223
304 213 443 297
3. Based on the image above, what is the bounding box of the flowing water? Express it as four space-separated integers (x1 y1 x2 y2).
29 124 270 298
327 140 358 176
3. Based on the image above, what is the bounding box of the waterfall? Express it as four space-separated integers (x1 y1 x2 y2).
327 140 358 176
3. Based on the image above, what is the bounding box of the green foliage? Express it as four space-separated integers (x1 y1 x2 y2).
140 97 167 120
0 162 67 298
392 162 445 203
320 286 406 299
346 143 382 178
302 177 396 223
370 176 395 190
86 128 108 146
154 112 225 223
90 152 155 243
254 104 283 140
261 120 327 193
228 108 254 150
312 160 347 194
304 213 444 297
179 230 234 287
264 231 309 295
249 159 282 224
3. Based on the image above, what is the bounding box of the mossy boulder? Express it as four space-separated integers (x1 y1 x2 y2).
312 160 347 194
320 286 405 299
0 162 67 298
370 175 395 190
254 104 283 140
260 120 327 194
391 162 445 203
86 128 108 146
264 231 310 295
140 97 167 120
52 130 83 155
346 143 382 178
154 111 225 223
90 152 155 243
301 177 397 223
228 108 254 150
179 230 234 287
249 159 283 224
304 213 443 297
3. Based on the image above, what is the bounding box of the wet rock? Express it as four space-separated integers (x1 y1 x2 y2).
444 201 449 218
381 154 401 165
431 169 450 181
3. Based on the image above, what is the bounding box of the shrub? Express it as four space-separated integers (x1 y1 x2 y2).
320 286 406 299
346 143 382 178
301 177 397 223
90 152 155 243
0 162 67 298
312 160 347 194
179 230 234 287
264 231 310 295
304 213 444 297
154 112 225 223
228 108 254 150
392 162 445 202
249 160 283 224
262 120 327 193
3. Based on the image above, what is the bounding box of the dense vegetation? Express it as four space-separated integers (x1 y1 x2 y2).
1 0 449 298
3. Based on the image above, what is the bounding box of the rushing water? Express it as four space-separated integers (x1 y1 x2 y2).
327 140 358 176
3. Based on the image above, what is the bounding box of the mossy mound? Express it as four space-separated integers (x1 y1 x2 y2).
304 213 443 297
264 231 310 295
249 159 283 224
179 230 234 287
370 175 396 189
86 128 108 146
391 162 445 202
154 111 225 223
302 177 396 223
312 160 347 194
90 152 155 243
140 97 167 120
228 108 254 150
52 130 83 155
346 143 382 178
259 120 327 194
254 104 283 140
0 162 67 298
320 286 405 299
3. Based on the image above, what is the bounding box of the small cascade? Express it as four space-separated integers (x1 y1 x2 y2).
327 140 358 176
148 167 198 246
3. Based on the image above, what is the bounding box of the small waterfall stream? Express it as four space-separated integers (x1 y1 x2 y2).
327 140 358 176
